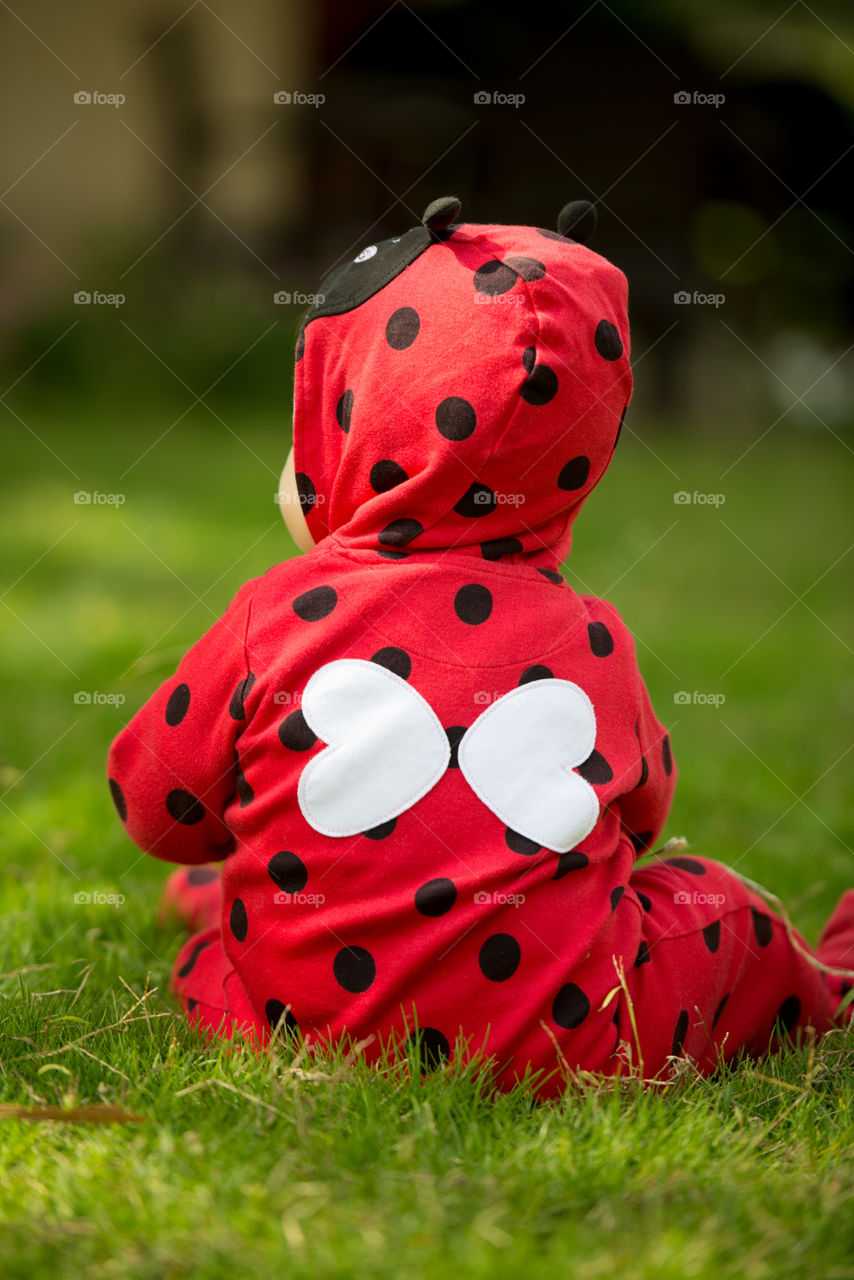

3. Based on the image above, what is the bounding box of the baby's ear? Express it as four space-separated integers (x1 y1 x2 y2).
556 200 597 244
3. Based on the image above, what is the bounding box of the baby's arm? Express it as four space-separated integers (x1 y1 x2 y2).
617 665 677 855
107 579 257 865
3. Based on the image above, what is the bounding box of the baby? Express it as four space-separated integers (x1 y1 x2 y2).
108 196 854 1093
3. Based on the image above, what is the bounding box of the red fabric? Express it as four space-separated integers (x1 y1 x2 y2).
109 219 852 1094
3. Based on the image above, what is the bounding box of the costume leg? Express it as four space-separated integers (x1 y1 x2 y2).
621 856 838 1077
171 926 268 1046
816 888 854 1018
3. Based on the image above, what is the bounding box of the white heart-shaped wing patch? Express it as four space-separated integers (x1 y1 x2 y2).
458 680 599 853
297 659 451 837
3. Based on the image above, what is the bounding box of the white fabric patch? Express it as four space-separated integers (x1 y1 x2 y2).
458 680 599 853
353 245 377 262
298 659 450 837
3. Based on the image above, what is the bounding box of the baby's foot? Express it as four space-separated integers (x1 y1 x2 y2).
158 864 223 932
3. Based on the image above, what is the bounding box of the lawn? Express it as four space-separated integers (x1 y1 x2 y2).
1 402 853 1279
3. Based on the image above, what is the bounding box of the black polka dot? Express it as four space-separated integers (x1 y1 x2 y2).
552 983 590 1029
295 472 317 511
386 306 420 349
637 891 652 912
557 456 590 491
473 259 517 296
536 227 570 242
587 622 614 658
166 789 204 825
379 518 423 547
415 878 457 917
594 319 624 361
371 646 412 680
435 396 476 441
637 757 649 788
187 998 198 1012
666 856 705 876
236 766 253 807
408 1027 450 1070
672 1009 689 1056
481 536 523 561
108 778 127 822
265 999 299 1036
370 459 408 493
479 934 521 982
576 750 613 785
537 568 563 585
629 831 653 854
519 665 554 684
165 682 191 726
522 346 536 373
278 711 317 752
229 898 248 942
554 850 589 879
377 549 410 560
267 850 308 895
774 995 801 1035
635 940 651 966
506 828 541 856
454 483 496 518
712 993 730 1030
662 735 673 776
333 945 376 993
336 389 354 432
293 586 337 621
614 404 627 449
610 885 625 910
229 671 256 721
445 726 466 768
295 327 305 361
505 255 545 281
363 818 397 840
187 867 218 886
751 908 773 947
521 363 558 406
454 584 493 625
177 936 213 978
703 921 721 953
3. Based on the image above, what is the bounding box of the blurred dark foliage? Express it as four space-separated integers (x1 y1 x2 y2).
6 0 853 423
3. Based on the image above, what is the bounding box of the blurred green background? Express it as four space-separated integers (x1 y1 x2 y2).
1 0 852 931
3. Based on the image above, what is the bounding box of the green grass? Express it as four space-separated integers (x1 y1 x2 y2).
1 404 853 1278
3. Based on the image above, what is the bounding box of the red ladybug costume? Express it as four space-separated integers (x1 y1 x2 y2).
109 197 854 1093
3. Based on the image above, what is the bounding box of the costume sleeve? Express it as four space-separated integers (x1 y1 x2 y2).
617 662 677 857
106 580 257 865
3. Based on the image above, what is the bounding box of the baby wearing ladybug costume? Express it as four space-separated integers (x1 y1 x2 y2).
108 197 854 1093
